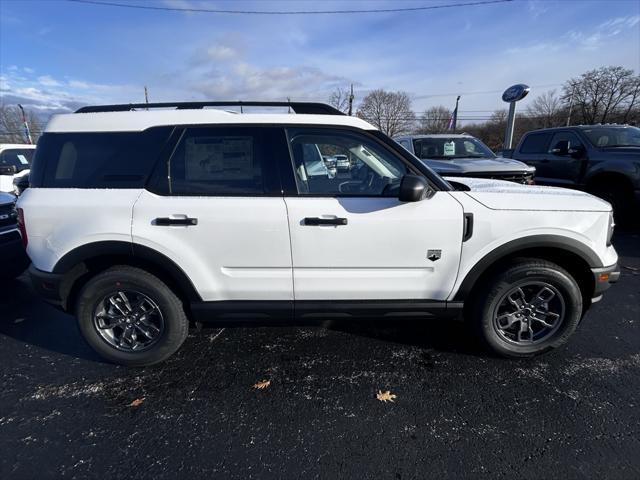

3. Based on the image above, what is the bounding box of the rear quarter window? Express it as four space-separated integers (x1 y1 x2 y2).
35 127 173 188
519 132 554 154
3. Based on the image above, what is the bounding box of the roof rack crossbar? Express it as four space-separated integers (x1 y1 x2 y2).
75 101 345 116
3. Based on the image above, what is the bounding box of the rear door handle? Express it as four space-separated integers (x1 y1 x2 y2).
154 217 198 226
303 217 348 226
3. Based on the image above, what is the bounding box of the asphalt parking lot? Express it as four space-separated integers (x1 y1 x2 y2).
1 231 639 479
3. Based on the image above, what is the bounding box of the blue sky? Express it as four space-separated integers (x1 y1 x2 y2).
1 0 639 121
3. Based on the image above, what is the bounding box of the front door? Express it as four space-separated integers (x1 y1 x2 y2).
282 127 464 302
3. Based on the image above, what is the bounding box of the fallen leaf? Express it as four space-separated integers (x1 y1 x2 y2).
376 390 397 403
128 398 145 407
253 379 271 390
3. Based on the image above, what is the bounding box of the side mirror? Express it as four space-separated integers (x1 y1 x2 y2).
0 165 18 175
550 140 569 156
399 174 428 202
568 145 585 158
13 173 30 196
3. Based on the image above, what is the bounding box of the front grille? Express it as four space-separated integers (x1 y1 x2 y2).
0 203 18 228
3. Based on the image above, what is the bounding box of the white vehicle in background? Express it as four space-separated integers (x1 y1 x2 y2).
0 144 35 193
18 101 619 366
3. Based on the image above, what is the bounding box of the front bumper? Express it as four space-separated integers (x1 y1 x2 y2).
0 228 29 277
590 264 620 302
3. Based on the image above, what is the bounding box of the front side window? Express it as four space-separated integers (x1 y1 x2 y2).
412 137 495 159
549 132 584 152
520 132 553 154
288 128 409 196
167 127 271 196
0 149 34 171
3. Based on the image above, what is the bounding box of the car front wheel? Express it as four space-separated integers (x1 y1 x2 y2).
471 259 583 358
76 266 189 366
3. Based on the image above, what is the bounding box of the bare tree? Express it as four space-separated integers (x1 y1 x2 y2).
526 90 565 128
328 87 351 114
563 66 640 124
0 104 41 143
356 89 415 137
417 106 452 133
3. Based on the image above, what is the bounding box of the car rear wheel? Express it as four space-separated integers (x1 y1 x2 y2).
471 259 583 358
76 266 189 366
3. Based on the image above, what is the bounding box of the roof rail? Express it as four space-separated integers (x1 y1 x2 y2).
75 101 345 116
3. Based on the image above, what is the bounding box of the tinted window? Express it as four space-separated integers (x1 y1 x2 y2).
581 126 640 147
549 131 583 152
0 148 34 171
288 128 409 196
38 128 172 188
519 132 553 154
166 127 273 196
413 136 495 159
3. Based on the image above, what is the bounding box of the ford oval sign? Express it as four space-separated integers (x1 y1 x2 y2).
502 84 530 103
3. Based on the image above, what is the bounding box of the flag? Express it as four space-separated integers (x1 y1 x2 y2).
18 104 33 144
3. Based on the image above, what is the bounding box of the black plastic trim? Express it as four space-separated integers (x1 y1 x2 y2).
591 264 620 297
463 213 474 242
190 299 462 323
453 235 603 301
75 101 345 116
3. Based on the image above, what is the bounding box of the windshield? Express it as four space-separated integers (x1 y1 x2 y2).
581 126 640 148
412 137 495 160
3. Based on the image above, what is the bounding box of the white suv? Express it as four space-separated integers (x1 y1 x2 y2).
18 101 620 366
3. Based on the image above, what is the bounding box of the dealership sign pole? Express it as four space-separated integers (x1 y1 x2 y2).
502 84 530 150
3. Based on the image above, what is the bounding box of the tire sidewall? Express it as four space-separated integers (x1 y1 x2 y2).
76 269 187 366
478 264 582 357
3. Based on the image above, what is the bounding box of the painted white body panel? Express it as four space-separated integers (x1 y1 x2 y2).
283 193 464 300
18 188 141 271
46 110 376 133
131 190 293 301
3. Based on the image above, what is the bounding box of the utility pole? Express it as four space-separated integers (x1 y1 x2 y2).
287 97 291 113
347 84 354 116
566 83 575 126
17 104 32 144
144 86 149 104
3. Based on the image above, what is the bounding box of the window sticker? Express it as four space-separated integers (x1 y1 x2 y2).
185 136 253 180
443 141 456 156
17 154 29 165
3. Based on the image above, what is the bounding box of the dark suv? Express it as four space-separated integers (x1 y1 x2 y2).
508 125 640 221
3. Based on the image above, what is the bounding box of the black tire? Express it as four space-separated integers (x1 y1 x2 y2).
76 266 189 366
470 259 583 358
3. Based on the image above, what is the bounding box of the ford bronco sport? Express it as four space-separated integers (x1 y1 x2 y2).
18 101 619 366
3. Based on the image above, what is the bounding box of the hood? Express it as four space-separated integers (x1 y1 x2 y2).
446 176 612 212
0 191 16 205
421 156 535 174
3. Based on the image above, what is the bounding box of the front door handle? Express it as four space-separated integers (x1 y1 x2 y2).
303 217 348 226
154 217 198 226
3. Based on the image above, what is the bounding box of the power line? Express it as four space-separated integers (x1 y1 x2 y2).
66 0 513 15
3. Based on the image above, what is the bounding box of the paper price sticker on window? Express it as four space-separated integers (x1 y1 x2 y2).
443 141 456 156
17 154 29 165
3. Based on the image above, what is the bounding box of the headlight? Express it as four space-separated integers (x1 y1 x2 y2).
606 211 614 246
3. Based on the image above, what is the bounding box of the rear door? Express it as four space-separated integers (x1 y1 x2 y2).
132 126 293 304
282 127 464 302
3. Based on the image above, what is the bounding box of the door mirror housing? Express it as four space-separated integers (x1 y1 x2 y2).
568 144 585 158
550 140 569 156
398 174 428 202
0 165 17 175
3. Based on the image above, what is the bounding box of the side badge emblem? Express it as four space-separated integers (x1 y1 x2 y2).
427 249 441 262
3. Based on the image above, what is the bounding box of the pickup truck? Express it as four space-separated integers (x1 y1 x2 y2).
506 125 640 222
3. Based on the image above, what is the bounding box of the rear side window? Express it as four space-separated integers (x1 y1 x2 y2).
36 127 172 188
153 126 281 196
519 132 553 154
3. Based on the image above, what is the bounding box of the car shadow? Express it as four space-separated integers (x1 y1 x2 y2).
0 274 104 363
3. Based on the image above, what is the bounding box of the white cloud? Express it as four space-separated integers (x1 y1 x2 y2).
37 75 61 87
207 45 238 61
